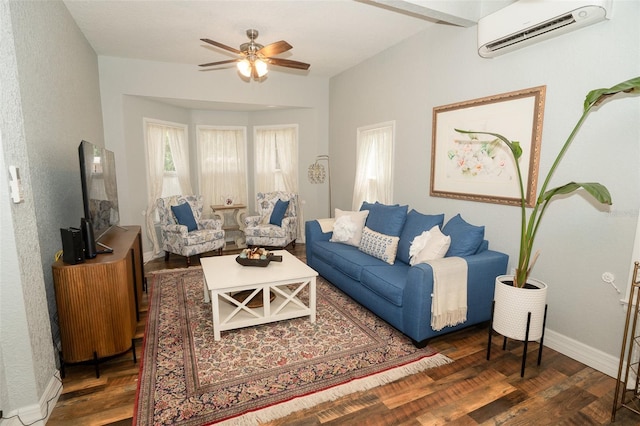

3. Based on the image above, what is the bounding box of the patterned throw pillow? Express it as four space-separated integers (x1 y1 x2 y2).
358 226 400 265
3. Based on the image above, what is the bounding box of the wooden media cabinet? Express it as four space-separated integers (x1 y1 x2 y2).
52 225 144 377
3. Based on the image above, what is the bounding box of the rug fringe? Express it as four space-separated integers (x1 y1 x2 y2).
215 353 452 425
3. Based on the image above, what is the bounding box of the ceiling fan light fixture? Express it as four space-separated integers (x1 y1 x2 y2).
237 59 251 77
200 29 309 80
255 59 268 77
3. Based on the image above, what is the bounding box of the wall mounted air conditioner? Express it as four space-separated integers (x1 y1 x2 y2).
477 0 612 58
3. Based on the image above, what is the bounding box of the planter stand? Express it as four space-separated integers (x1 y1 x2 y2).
487 300 548 377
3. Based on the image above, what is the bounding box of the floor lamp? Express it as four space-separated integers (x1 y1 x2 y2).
308 154 332 217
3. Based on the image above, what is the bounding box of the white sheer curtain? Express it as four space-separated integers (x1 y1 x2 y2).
145 122 167 255
198 126 247 210
254 126 298 193
254 130 277 193
352 122 395 210
275 127 298 192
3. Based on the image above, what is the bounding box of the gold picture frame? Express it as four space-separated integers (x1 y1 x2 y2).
430 86 546 207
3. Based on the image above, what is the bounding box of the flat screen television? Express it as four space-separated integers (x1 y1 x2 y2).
78 140 120 246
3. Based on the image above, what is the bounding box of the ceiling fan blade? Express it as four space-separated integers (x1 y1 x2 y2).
199 59 239 67
251 62 259 79
257 40 292 57
201 38 242 55
268 57 311 70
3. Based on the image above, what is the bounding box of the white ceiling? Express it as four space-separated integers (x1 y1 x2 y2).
62 0 490 79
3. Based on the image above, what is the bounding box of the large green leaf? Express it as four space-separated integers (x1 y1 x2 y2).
542 182 612 204
584 76 640 110
510 141 523 160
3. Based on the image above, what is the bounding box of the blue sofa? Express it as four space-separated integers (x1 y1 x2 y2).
305 204 509 347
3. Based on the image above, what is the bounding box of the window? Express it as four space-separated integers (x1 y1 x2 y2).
161 138 181 197
352 121 395 210
254 125 299 194
197 126 248 210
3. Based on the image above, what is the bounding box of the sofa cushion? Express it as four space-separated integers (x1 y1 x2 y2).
476 240 489 254
361 264 410 307
397 209 445 264
358 226 400 265
184 228 225 244
330 208 369 246
246 224 287 238
311 240 337 264
442 214 485 257
360 202 408 237
332 245 389 281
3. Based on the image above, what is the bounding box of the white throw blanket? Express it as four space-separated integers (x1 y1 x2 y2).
427 257 468 331
317 218 336 233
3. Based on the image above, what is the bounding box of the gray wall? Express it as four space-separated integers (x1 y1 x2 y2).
0 0 104 420
329 1 640 365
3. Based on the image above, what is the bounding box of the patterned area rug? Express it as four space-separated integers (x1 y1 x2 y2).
134 267 451 425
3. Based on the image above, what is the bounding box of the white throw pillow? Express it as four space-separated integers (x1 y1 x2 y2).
331 215 357 242
409 225 451 266
330 208 369 246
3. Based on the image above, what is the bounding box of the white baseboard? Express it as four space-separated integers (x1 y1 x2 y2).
2 371 62 426
544 329 619 378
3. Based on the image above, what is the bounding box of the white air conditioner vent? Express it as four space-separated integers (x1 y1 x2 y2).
478 0 612 58
485 13 575 53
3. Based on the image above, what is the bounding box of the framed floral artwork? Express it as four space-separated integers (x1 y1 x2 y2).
430 86 546 207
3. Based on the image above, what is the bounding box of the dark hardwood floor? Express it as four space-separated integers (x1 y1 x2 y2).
47 245 637 425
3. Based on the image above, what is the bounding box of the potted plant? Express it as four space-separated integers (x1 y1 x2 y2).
457 76 640 342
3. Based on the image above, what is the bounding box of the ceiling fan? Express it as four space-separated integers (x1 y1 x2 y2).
199 29 310 79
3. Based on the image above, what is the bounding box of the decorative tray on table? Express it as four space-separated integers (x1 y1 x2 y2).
236 248 283 267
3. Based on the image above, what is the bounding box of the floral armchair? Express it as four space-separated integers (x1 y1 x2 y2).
156 195 225 266
244 192 298 248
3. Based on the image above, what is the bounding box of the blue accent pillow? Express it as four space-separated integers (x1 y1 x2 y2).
269 199 290 226
171 202 197 232
359 202 408 237
397 209 445 264
442 214 485 257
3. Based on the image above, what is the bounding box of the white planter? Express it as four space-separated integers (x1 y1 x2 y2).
492 275 548 341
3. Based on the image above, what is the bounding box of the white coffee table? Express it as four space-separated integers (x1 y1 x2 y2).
201 250 318 340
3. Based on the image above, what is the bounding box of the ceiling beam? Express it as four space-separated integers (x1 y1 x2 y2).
364 0 516 27
365 0 480 27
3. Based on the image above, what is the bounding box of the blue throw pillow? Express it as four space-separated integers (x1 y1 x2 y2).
171 202 197 232
269 199 290 226
442 214 485 257
359 202 408 237
397 209 445 264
